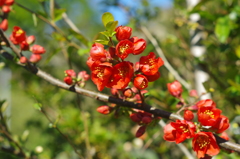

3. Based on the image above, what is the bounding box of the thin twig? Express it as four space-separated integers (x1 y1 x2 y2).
140 26 191 90
40 108 84 159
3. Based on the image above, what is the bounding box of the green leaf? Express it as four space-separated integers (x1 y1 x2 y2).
106 21 118 33
102 12 114 27
54 8 66 22
214 16 232 43
78 48 90 56
95 39 109 45
235 45 240 58
33 103 42 110
69 29 89 46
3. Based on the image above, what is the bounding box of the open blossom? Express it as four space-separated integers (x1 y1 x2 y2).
139 52 164 75
91 62 113 91
192 132 220 158
107 61 133 90
196 99 216 109
210 115 229 134
163 123 177 142
130 36 146 55
115 39 134 60
170 120 196 144
167 80 183 98
10 26 26 44
197 106 222 126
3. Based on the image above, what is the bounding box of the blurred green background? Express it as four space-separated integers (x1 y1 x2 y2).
0 0 240 158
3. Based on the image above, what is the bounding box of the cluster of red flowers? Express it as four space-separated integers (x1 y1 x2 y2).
64 69 90 87
163 99 230 158
0 0 14 31
9 26 46 63
87 25 164 92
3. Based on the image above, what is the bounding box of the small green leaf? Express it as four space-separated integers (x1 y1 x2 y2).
95 39 109 45
215 16 232 43
54 8 66 22
99 31 111 39
106 21 118 33
33 103 42 110
235 45 240 58
102 12 114 27
78 48 90 56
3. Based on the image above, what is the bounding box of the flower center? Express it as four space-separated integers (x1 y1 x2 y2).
120 44 129 54
203 110 214 118
197 136 210 149
180 125 189 133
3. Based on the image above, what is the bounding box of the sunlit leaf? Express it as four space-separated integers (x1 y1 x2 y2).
215 16 231 43
102 12 114 27
106 21 118 33
54 8 66 22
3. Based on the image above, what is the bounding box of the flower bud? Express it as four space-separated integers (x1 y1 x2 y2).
135 126 146 138
90 43 106 60
19 56 28 64
142 116 152 124
64 76 73 85
26 35 36 44
167 80 183 98
31 44 46 54
123 88 133 98
2 5 11 13
0 19 8 31
184 110 194 121
29 54 41 63
96 105 112 115
65 69 76 78
77 71 90 81
133 74 148 90
130 36 146 55
20 41 29 50
5 0 15 5
115 26 132 41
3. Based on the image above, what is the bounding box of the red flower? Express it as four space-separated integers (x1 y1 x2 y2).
133 74 148 90
65 69 76 78
139 52 164 75
11 26 26 44
20 41 29 50
86 56 95 69
210 115 229 134
0 19 8 31
64 76 73 85
115 39 134 60
107 61 133 89
2 5 11 13
90 43 106 61
170 120 196 144
77 71 90 81
184 110 194 121
130 36 146 55
19 56 28 64
96 105 112 115
115 26 132 41
192 132 220 158
91 62 113 91
26 35 36 44
5 0 14 5
220 132 229 141
29 54 41 63
163 123 177 142
167 80 183 98
197 107 222 126
196 99 216 109
31 45 46 54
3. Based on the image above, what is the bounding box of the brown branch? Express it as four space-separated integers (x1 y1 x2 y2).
0 30 240 154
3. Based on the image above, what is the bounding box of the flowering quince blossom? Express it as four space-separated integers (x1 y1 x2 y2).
139 52 164 76
192 132 220 158
133 74 148 90
115 25 132 41
164 120 196 144
197 106 222 126
115 39 134 60
167 80 183 98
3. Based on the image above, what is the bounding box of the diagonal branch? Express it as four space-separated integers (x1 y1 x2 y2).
0 30 240 154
